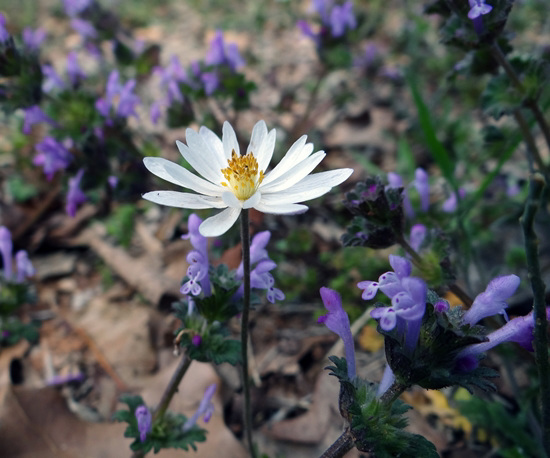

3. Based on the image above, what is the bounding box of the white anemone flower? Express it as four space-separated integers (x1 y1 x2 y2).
142 120 353 237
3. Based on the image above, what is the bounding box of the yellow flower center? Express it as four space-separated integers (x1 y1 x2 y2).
221 150 265 201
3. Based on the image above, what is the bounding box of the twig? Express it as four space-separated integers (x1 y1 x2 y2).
520 173 550 458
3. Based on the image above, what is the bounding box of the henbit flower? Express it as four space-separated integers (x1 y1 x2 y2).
33 137 72 180
135 405 152 443
96 71 140 120
312 0 333 24
22 27 46 52
70 18 97 39
41 65 65 93
63 0 92 17
386 172 414 218
201 71 219 95
191 334 202 346
456 308 550 371
462 274 521 326
357 254 412 301
376 364 395 397
15 250 35 283
66 169 87 217
0 13 10 43
318 287 356 379
442 188 466 213
150 101 162 124
413 168 430 212
142 120 353 237
329 1 356 38
0 226 13 280
205 30 245 72
468 0 493 20
181 214 211 297
409 224 427 253
182 383 217 432
108 175 118 189
67 51 86 86
23 105 54 135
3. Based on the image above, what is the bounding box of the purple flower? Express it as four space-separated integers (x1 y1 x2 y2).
22 27 46 52
63 0 92 17
377 364 395 397
468 0 492 20
318 287 356 379
0 226 13 280
409 224 427 252
47 372 85 385
182 384 217 432
386 172 414 218
96 71 140 120
442 188 466 213
201 71 219 95
70 18 97 39
414 168 430 212
23 105 54 135
135 405 152 443
116 80 140 118
205 30 245 71
15 251 35 283
0 13 10 43
329 1 356 37
462 275 521 326
181 214 211 298
66 169 87 217
108 175 118 189
42 65 65 93
312 0 333 23
297 19 319 43
150 101 162 124
191 334 202 347
67 51 86 86
33 137 72 180
358 254 412 301
457 308 550 371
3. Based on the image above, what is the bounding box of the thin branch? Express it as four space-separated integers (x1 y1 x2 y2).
152 354 192 422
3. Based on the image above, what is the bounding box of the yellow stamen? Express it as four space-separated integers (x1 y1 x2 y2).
221 150 265 201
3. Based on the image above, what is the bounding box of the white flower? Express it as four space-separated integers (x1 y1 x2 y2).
142 120 353 237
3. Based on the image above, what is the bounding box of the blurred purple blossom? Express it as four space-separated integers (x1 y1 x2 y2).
67 51 86 86
413 168 430 212
468 0 492 20
22 27 46 52
150 101 162 124
191 335 202 347
47 372 85 385
33 137 72 180
329 1 356 37
387 172 414 218
23 105 55 135
0 13 10 43
0 226 13 280
182 384 217 432
135 405 152 442
201 71 219 95
409 224 427 252
63 0 92 17
70 18 97 39
181 214 211 298
319 287 356 378
42 65 65 93
66 169 87 217
442 188 466 213
205 30 245 71
108 175 118 189
15 251 35 283
462 275 520 326
96 70 140 120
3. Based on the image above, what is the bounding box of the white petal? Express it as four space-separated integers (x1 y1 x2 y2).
222 121 240 160
261 136 314 187
199 126 225 160
222 191 243 208
254 200 309 215
143 157 223 197
199 207 241 237
179 130 225 183
143 190 225 209
260 151 326 193
243 191 261 209
260 186 332 205
256 129 276 173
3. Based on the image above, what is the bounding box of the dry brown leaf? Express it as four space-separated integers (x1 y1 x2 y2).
358 324 384 353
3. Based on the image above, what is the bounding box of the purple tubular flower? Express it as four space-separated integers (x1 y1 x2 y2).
23 105 54 135
201 71 219 95
47 372 85 385
63 0 92 17
387 172 414 218
319 287 356 379
0 13 10 43
150 101 162 124
192 334 202 347
108 175 118 189
42 65 65 93
312 0 333 23
182 383 217 432
66 169 87 217
96 71 140 120
0 226 13 280
376 364 395 398
70 18 97 39
414 168 430 212
442 188 466 213
409 224 427 252
67 51 86 86
226 43 245 71
33 137 72 180
22 27 46 52
135 405 152 443
205 30 245 71
468 0 492 19
181 214 211 298
297 20 319 43
15 251 35 283
329 1 356 37
116 80 140 118
457 308 550 371
462 274 521 326
358 254 412 301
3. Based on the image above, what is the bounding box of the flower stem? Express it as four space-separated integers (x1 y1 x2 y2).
152 354 192 423
239 209 256 457
379 381 407 404
520 173 550 458
319 427 354 458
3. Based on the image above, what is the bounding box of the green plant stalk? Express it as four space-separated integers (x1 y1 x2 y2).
152 354 192 423
520 173 550 458
239 209 256 457
491 42 550 159
513 109 545 173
